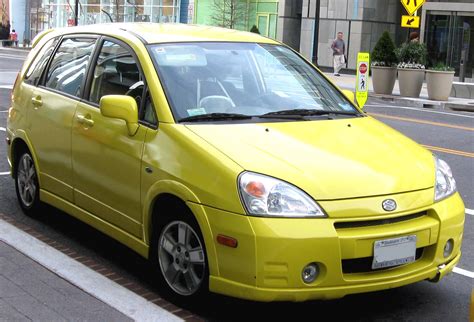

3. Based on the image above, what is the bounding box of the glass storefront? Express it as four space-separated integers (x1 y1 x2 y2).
425 10 474 79
30 0 182 39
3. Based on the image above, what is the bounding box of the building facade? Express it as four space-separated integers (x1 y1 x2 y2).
194 0 279 38
0 0 10 40
277 0 473 80
26 0 192 40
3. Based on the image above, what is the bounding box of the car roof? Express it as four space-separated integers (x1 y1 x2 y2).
49 23 279 45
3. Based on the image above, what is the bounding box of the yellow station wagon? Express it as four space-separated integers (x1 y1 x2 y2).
6 23 465 302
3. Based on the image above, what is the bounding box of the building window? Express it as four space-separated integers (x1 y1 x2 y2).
30 0 182 38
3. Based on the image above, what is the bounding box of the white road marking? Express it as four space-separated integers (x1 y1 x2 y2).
0 127 6 131
0 218 182 322
365 104 474 119
0 54 26 61
453 267 474 279
0 85 13 89
0 172 9 176
466 208 474 216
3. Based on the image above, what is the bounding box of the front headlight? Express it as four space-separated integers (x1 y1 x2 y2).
238 172 326 218
434 156 456 201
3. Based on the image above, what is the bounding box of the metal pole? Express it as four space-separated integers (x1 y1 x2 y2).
74 0 79 26
311 0 321 66
459 50 466 82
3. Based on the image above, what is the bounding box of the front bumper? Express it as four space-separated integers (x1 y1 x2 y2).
204 190 465 302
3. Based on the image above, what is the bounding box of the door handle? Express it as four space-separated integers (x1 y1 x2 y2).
76 114 94 127
31 96 42 107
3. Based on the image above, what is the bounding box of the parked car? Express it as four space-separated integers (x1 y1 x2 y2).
6 23 464 302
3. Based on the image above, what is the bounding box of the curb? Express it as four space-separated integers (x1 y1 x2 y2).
334 83 474 112
369 93 474 112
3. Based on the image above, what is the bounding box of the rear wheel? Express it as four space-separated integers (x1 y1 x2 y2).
15 151 41 215
151 206 209 301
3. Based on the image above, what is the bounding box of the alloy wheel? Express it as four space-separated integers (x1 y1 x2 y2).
17 154 37 208
158 221 206 296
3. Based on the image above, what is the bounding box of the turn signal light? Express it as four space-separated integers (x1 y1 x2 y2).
217 234 238 248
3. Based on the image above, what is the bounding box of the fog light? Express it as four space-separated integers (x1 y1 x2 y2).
302 263 319 284
443 239 454 258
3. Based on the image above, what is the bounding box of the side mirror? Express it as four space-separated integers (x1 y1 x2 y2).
100 95 139 135
341 89 357 107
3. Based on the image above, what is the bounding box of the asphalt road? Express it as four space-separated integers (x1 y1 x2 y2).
0 50 472 321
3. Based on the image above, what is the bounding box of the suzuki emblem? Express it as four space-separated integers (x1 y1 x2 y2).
382 199 397 212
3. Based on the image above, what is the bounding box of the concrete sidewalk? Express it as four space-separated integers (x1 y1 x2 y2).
325 72 474 112
0 216 185 322
0 241 132 321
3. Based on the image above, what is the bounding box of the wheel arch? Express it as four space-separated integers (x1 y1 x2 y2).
144 181 218 276
10 132 41 185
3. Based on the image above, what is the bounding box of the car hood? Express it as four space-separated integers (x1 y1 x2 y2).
185 116 435 200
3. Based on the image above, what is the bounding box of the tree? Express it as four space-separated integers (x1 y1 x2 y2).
210 0 248 30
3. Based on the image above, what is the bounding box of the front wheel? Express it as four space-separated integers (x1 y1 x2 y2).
151 208 209 301
14 151 41 215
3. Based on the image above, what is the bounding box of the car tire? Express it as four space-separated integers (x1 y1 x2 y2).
14 150 41 216
150 204 209 303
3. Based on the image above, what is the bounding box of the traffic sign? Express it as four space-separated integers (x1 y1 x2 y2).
355 52 370 109
400 0 425 16
401 15 420 28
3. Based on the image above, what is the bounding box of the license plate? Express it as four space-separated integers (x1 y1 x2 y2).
372 235 417 269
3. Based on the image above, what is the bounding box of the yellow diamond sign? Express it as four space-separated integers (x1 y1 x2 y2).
401 15 420 28
401 0 425 16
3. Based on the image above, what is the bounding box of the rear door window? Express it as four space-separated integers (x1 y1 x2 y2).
44 37 97 98
24 37 60 86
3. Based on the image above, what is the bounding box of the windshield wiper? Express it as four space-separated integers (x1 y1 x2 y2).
179 113 252 122
259 109 360 119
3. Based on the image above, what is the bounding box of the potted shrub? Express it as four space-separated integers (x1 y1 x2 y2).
250 25 260 34
396 42 428 98
426 63 455 101
371 31 398 95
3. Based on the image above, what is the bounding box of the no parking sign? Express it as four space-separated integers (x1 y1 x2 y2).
356 52 370 108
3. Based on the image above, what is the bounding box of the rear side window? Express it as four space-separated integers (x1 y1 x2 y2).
24 37 60 86
44 38 97 97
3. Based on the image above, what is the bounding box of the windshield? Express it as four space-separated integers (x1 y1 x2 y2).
149 42 359 122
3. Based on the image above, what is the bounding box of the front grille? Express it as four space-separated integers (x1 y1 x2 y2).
342 248 424 274
334 212 426 230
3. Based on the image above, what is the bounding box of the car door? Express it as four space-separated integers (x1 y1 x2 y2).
71 38 149 238
27 36 97 202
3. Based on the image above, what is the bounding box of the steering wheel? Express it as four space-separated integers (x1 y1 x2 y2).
125 81 144 106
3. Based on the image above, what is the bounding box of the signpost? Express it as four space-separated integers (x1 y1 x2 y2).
401 15 420 28
400 0 424 29
355 52 370 109
400 0 425 16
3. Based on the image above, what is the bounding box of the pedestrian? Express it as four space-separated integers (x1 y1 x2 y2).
331 31 346 76
409 31 419 43
10 29 18 47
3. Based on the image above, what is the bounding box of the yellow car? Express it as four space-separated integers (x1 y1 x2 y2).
6 23 464 302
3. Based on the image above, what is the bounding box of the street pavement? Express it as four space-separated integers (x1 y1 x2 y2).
0 48 473 321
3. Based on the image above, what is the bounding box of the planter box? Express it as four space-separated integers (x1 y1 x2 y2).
426 70 455 101
398 68 425 98
372 66 397 95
